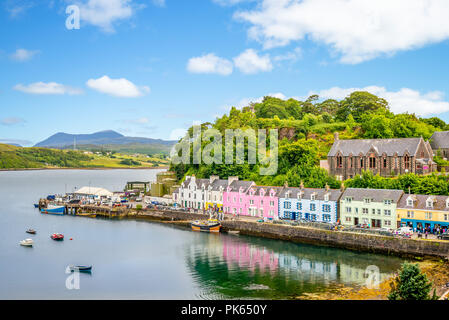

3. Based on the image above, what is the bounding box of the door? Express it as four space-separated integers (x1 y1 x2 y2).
354 217 359 226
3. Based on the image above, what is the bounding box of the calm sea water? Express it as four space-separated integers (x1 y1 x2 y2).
0 169 404 300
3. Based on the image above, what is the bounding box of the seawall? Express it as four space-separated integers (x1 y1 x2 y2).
127 209 449 259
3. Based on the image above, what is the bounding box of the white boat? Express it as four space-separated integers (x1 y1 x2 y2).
20 239 34 247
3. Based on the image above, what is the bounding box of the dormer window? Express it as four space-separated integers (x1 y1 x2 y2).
364 198 371 204
426 199 433 208
286 192 290 199
446 199 449 208
311 194 316 201
407 198 413 206
345 197 352 203
384 199 392 205
324 194 329 202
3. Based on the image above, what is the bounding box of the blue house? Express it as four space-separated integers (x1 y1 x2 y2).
278 185 343 224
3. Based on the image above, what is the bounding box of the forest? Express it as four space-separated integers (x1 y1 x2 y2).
170 91 449 195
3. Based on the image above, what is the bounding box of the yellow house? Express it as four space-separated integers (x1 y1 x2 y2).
397 194 449 231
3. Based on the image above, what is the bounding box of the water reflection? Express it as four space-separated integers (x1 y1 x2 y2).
185 233 403 299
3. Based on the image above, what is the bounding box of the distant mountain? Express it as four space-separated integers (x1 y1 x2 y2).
34 130 177 153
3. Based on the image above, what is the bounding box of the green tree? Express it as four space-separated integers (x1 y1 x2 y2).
388 262 436 300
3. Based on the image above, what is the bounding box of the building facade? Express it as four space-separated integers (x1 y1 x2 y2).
223 179 255 216
205 176 228 210
430 131 449 160
328 133 436 180
278 185 342 223
397 194 449 231
246 186 281 219
339 188 404 229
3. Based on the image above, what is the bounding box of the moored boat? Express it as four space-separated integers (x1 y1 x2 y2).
34 204 39 208
51 233 64 241
26 229 36 234
191 219 221 233
20 239 34 247
41 205 65 215
69 265 92 272
76 212 97 218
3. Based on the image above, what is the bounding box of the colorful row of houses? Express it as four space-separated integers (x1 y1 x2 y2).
172 175 449 231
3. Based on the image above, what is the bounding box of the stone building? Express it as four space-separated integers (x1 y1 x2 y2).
328 133 436 180
430 131 449 160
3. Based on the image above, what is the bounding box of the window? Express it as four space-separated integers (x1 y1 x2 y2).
297 203 302 210
384 220 391 226
362 208 369 214
404 155 410 170
239 208 242 214
377 209 381 215
311 194 316 201
349 157 353 168
355 208 359 214
444 214 448 221
384 210 391 216
270 201 274 206
384 200 392 205
383 158 387 168
284 202 291 209
345 197 352 203
360 158 364 168
372 209 376 215
324 194 329 202
426 200 433 208
323 205 331 212
425 212 432 219
337 156 343 168
239 198 242 203
364 198 371 204
269 210 274 216
310 204 316 211
345 217 352 222
407 199 413 206
323 214 331 222
369 157 376 169
407 211 414 218
250 199 254 205
346 207 352 213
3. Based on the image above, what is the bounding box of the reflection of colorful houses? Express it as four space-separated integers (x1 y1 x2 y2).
278 183 342 223
397 194 449 231
278 254 338 282
222 239 279 273
339 264 391 285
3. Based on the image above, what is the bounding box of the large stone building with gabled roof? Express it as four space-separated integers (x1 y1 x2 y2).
430 131 449 160
328 133 436 180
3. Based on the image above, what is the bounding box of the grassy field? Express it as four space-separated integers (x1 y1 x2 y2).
0 143 170 169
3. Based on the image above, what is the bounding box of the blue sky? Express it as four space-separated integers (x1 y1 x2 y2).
1 0 449 146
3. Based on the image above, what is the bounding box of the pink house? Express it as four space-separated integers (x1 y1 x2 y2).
223 179 255 216
247 186 281 219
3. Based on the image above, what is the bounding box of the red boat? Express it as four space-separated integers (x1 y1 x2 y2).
51 233 64 241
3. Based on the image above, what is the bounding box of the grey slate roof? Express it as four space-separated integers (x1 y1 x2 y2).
278 187 343 201
227 180 254 192
248 185 284 196
398 194 449 212
342 188 404 203
209 179 228 191
328 137 424 157
430 131 449 150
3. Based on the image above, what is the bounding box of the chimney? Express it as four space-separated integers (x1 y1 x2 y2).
300 180 304 190
325 183 330 192
334 132 339 141
340 182 345 192
210 175 219 184
284 181 289 188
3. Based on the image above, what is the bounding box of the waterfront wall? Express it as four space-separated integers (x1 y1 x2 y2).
221 220 449 259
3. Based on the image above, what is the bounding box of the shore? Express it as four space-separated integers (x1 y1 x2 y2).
0 166 169 172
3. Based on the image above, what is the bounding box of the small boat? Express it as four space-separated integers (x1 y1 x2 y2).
34 204 39 208
51 233 64 241
26 229 36 234
20 239 34 247
69 265 92 272
227 230 240 235
191 219 221 233
41 205 65 215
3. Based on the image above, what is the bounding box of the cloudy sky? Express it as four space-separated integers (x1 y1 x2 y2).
1 0 449 146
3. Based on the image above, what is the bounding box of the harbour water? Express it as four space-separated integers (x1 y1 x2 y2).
0 169 405 299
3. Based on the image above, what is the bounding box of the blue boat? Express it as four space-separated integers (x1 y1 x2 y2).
34 204 39 208
40 205 65 215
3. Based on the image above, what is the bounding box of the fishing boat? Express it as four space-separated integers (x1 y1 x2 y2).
20 239 34 247
41 205 65 215
51 233 64 241
191 219 221 233
26 229 36 234
68 265 92 272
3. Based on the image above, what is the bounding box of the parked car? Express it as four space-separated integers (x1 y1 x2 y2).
398 226 413 235
437 231 449 240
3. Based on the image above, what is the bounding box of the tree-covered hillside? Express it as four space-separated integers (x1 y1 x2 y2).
170 91 449 193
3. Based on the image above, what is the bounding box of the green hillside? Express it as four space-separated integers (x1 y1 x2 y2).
170 91 449 195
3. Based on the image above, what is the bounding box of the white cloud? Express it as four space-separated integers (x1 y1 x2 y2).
187 53 233 76
152 0 165 7
212 0 255 6
233 49 272 74
315 86 449 116
14 82 83 95
10 49 39 61
169 128 188 140
86 76 150 98
234 0 449 64
0 117 25 126
76 0 134 32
